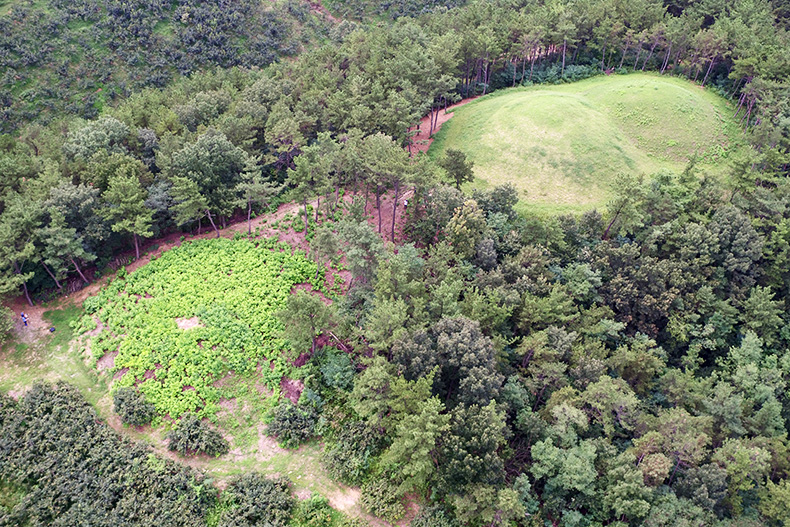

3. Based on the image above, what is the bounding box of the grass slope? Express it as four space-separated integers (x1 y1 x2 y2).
430 73 743 214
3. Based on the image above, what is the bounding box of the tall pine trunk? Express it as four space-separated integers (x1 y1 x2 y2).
376 185 382 234
561 39 567 77
247 199 253 234
14 261 34 305
391 179 400 242
42 262 62 290
702 57 716 86
206 209 220 238
619 42 630 69
302 197 309 234
133 233 140 260
71 257 89 284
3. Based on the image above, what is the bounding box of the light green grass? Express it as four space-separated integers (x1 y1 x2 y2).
430 72 744 215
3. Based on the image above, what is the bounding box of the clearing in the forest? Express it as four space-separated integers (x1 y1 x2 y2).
430 73 744 214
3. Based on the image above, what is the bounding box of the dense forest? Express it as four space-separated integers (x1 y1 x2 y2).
2 0 790 526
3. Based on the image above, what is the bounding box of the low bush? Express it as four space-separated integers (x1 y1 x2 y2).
218 473 294 527
113 387 156 426
323 422 382 485
291 495 333 527
266 399 317 448
360 479 405 523
166 414 229 457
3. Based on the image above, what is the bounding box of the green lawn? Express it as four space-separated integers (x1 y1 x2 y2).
430 72 744 215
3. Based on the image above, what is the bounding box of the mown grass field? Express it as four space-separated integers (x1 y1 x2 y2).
430 73 744 214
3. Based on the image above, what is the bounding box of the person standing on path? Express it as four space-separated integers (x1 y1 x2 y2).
20 312 28 327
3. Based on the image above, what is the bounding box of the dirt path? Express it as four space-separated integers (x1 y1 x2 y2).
410 96 480 154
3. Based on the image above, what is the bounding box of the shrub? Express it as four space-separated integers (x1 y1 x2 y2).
167 414 229 457
218 473 294 527
323 422 382 485
266 400 316 449
291 495 333 527
320 350 355 390
113 387 156 426
0 307 15 347
360 479 405 523
411 506 457 527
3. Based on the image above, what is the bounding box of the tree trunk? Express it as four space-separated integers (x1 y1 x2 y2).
14 261 34 305
660 44 672 74
133 233 140 260
633 42 643 71
512 58 517 87
642 41 658 71
42 262 63 290
702 57 716 86
482 54 489 95
71 257 89 284
315 195 320 224
391 179 400 242
21 280 33 306
206 209 220 238
601 41 606 71
247 199 253 235
376 185 382 234
561 39 567 77
619 42 630 69
303 197 309 234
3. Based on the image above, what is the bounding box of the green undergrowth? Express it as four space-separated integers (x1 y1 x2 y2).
430 72 745 215
76 237 324 420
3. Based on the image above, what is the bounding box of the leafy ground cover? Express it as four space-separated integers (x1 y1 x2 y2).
76 237 323 419
430 72 744 214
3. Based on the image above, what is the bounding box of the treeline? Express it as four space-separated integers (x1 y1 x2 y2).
1 0 789 303
0 0 331 132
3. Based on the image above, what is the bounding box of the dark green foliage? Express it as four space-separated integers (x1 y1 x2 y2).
410 505 457 527
360 479 405 523
113 386 156 426
323 422 383 485
438 149 475 190
393 316 503 407
320 350 356 391
0 0 296 131
0 383 214 526
0 306 15 346
166 414 229 457
437 402 508 493
218 473 294 527
291 495 334 527
266 399 317 449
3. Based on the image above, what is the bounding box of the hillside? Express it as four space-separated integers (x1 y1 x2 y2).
430 74 743 214
0 0 332 132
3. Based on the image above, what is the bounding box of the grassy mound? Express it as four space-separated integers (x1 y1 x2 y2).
430 73 743 214
77 237 322 419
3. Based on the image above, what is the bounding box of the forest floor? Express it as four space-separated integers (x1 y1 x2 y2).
0 191 418 526
429 72 744 215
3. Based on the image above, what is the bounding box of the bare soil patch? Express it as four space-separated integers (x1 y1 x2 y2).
280 377 304 403
176 317 203 330
96 349 118 371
